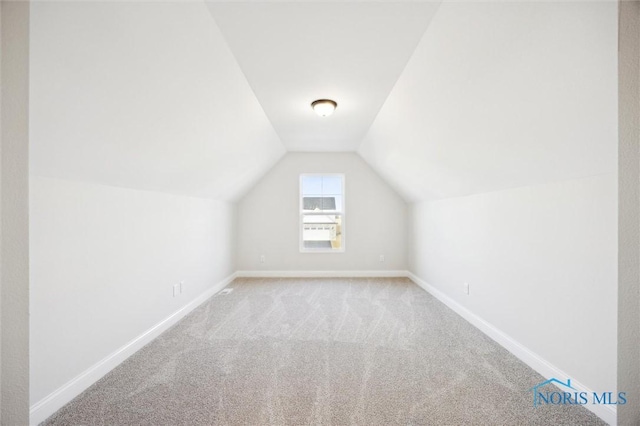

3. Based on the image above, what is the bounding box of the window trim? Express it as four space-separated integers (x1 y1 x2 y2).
299 173 345 253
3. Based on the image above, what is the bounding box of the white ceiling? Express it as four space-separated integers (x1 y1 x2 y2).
29 1 618 204
30 1 285 201
207 2 440 152
359 1 618 201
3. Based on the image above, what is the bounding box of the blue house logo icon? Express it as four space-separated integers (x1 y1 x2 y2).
529 378 576 407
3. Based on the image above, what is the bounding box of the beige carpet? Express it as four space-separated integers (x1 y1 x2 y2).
43 277 605 425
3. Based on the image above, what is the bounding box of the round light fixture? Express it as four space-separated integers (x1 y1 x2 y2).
311 99 337 117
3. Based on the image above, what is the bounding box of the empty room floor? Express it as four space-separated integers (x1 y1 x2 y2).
43 278 604 425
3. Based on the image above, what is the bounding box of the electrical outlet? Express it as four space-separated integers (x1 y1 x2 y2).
180 281 184 294
173 284 179 297
260 255 266 264
464 282 470 295
379 255 385 263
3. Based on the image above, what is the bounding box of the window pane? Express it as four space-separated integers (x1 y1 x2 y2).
330 195 343 212
302 195 342 212
302 195 323 211
300 174 344 252
301 176 322 195
322 176 343 195
302 214 342 250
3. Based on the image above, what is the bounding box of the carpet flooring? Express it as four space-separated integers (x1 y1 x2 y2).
43 277 605 425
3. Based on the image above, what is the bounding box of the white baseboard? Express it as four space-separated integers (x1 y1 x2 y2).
236 270 410 278
32 270 614 425
29 272 238 426
406 272 616 426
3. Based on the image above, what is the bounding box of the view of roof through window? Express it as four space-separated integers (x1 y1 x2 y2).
301 175 343 211
301 175 344 251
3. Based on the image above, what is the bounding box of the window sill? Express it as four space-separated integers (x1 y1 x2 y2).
299 248 345 254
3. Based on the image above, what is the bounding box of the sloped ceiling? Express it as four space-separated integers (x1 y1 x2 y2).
30 1 285 201
206 2 440 152
358 1 618 202
30 1 618 204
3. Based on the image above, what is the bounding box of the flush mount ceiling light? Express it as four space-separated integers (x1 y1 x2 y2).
311 99 337 117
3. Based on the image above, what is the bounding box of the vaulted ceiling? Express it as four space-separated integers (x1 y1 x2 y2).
30 1 285 201
359 1 617 201
29 0 618 203
207 2 440 152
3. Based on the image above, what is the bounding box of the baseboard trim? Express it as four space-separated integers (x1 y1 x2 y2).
406 272 616 426
236 270 410 278
32 271 613 425
29 272 238 425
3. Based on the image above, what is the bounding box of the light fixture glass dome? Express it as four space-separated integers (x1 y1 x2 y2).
311 99 337 117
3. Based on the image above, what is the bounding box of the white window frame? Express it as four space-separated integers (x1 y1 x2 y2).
299 173 345 253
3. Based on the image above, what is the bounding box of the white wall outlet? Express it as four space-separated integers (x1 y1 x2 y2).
260 255 266 264
379 255 385 263
464 282 470 295
179 281 184 294
173 284 179 297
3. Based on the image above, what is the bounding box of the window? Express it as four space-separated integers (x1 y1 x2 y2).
300 174 344 252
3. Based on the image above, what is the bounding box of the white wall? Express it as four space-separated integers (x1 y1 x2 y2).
29 176 236 408
28 2 263 419
409 173 617 403
237 153 406 272
360 2 619 421
1 1 30 423
618 1 640 423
